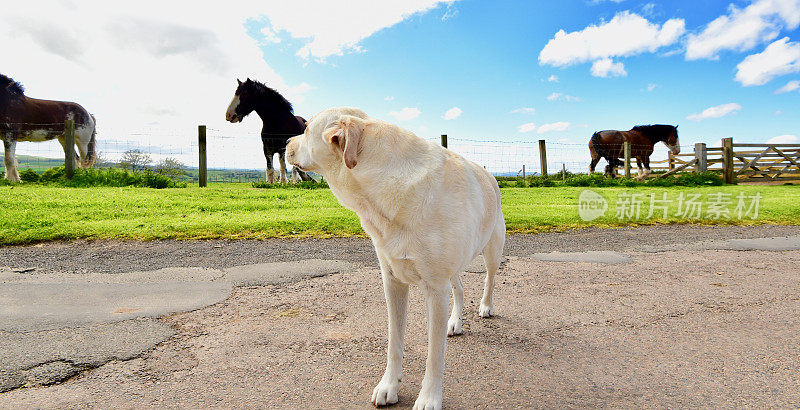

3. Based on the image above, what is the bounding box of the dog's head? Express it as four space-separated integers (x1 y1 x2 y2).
286 107 369 174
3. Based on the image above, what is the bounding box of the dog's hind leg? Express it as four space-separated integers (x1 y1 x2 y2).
372 252 409 407
479 218 505 318
447 273 464 336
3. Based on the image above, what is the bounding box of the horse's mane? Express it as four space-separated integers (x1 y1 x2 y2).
632 124 676 142
245 79 293 113
1 74 25 97
0 74 25 115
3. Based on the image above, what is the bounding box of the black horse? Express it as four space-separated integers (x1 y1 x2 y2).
225 78 310 183
589 124 680 180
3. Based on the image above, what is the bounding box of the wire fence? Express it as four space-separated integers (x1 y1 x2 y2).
2 121 699 183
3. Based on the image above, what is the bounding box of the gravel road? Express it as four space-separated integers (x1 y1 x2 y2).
1 224 799 409
2 224 798 274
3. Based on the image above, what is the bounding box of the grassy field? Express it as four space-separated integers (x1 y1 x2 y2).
1 183 798 245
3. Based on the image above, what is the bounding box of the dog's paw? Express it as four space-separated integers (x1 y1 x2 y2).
371 379 400 407
412 392 442 410
478 303 494 318
446 316 463 336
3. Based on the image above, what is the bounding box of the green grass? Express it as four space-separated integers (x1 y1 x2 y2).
0 184 798 245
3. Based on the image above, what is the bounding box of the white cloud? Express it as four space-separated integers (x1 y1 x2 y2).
736 37 800 85
260 26 281 44
645 83 658 91
538 121 571 133
258 0 457 60
442 107 462 120
510 107 536 114
547 93 581 102
687 103 742 121
641 3 657 17
517 123 537 133
776 79 800 92
0 1 453 169
539 11 685 75
590 57 627 77
389 107 421 121
0 2 305 136
384 96 395 101
685 0 800 60
441 3 459 21
766 134 799 143
548 75 559 82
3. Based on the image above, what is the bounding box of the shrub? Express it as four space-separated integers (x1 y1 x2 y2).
19 169 41 183
495 171 726 188
39 166 185 188
252 179 329 189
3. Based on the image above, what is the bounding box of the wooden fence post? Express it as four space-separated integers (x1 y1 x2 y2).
623 140 631 178
64 119 75 179
538 139 547 176
695 143 707 172
522 164 526 179
198 125 207 187
441 134 447 148
668 151 675 171
722 137 734 184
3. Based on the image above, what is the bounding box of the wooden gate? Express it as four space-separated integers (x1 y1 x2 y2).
732 143 800 182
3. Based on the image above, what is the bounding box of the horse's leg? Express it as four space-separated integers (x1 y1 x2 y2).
589 156 600 173
3 138 20 182
74 125 94 168
74 130 88 168
297 168 311 181
636 158 644 179
589 143 600 173
263 144 274 183
278 151 288 184
642 156 651 179
56 136 80 169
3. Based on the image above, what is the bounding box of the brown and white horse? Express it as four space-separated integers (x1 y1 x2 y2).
1 74 96 182
589 124 679 180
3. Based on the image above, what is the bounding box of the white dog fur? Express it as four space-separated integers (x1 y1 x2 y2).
286 107 505 410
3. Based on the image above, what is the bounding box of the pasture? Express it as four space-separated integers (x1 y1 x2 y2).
1 183 798 246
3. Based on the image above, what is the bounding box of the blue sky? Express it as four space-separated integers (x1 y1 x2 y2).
3 0 799 170
253 0 799 147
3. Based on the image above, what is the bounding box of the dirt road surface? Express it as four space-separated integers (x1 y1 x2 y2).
1 225 800 408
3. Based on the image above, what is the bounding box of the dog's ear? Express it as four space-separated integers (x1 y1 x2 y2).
323 115 366 169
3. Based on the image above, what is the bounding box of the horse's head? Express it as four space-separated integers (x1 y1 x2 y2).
226 78 256 123
665 125 680 155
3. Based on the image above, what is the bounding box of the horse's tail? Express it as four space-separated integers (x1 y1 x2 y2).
84 114 97 167
590 131 610 158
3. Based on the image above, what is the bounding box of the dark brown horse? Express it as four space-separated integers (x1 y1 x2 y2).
1 74 96 182
225 78 310 183
589 124 679 180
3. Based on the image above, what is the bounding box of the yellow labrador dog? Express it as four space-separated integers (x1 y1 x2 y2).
286 107 505 410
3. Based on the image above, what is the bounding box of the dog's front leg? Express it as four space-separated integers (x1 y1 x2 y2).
372 256 409 407
414 281 450 410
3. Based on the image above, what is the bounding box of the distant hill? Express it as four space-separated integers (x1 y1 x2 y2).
0 153 275 183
